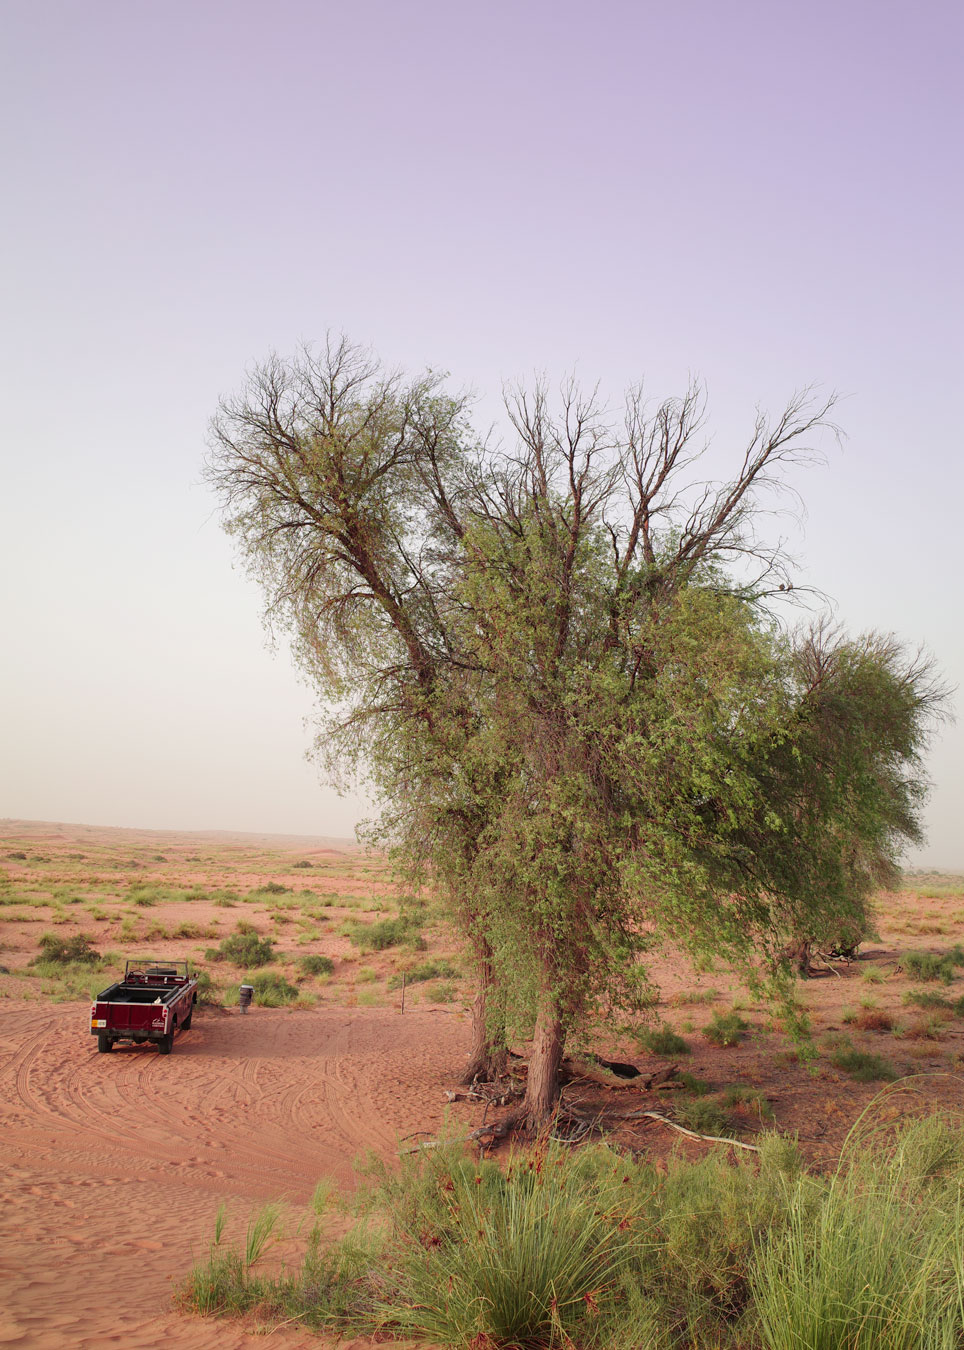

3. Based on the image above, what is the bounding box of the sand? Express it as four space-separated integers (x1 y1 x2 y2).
1 998 474 1348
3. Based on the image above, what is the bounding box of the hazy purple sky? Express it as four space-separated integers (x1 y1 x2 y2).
2 1 962 863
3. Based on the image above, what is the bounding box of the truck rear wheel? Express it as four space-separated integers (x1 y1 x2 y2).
97 1033 113 1054
157 1031 174 1055
182 1009 193 1030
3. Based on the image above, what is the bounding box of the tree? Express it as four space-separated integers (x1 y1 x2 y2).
207 339 947 1127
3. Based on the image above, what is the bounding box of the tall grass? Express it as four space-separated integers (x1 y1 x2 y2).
182 1107 964 1349
753 1112 964 1350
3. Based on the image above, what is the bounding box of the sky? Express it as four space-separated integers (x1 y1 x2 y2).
1 0 961 864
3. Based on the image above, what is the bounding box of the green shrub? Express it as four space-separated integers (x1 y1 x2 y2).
33 932 99 965
675 1096 730 1137
901 949 956 983
830 1045 898 1082
387 958 459 989
247 971 298 1006
299 954 334 977
670 986 721 1005
292 860 313 869
214 931 275 967
721 1084 775 1120
193 969 221 1004
751 1119 964 1349
250 882 290 896
346 917 416 952
677 1071 711 1096
903 988 952 1010
638 1024 691 1056
703 1009 749 1047
181 1119 964 1350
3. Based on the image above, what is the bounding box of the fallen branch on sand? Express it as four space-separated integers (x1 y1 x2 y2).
630 1109 760 1152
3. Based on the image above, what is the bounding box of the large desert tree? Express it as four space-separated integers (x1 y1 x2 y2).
207 338 946 1126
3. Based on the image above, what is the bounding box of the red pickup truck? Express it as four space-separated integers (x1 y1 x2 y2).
90 959 198 1054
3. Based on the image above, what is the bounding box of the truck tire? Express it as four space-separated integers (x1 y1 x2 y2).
182 1009 193 1030
157 1031 174 1055
97 1033 113 1053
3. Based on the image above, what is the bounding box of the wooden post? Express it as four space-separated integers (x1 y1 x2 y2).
400 971 406 1014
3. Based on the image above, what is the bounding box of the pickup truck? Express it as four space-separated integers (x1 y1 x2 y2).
90 959 198 1054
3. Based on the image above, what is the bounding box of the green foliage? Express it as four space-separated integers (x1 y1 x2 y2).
902 988 952 1010
638 1024 691 1056
182 1117 964 1349
299 954 334 977
703 1010 750 1047
901 949 958 984
387 957 459 989
752 1116 964 1349
211 929 275 967
33 932 99 965
346 916 416 951
677 1071 711 1096
193 969 221 1004
249 882 290 896
830 1043 898 1082
721 1084 775 1121
208 340 948 1121
246 971 298 1006
675 1096 731 1137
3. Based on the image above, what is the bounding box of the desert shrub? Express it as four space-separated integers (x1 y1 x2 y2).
751 1117 964 1350
292 860 313 869
860 964 886 983
853 1008 895 1032
247 971 298 1006
638 1024 690 1056
703 1010 749 1047
213 931 275 967
387 958 459 989
900 949 956 984
721 1084 775 1120
127 885 170 907
670 987 721 1005
903 1015 948 1041
429 981 457 1003
182 1119 964 1350
677 1071 711 1096
830 1044 898 1082
250 882 290 897
363 1140 642 1347
675 1096 731 1137
33 932 99 965
903 988 951 1010
299 954 334 977
193 969 221 1004
347 917 416 952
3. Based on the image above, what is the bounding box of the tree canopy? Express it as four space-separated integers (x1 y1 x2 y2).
207 337 947 1125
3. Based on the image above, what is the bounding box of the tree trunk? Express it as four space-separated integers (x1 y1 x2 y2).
460 952 507 1083
521 999 566 1127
